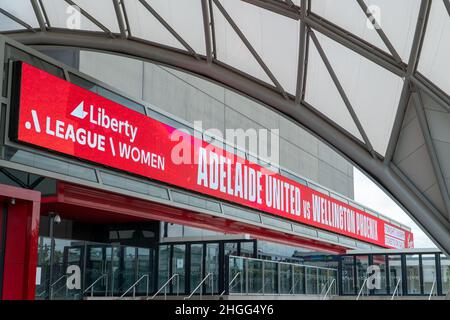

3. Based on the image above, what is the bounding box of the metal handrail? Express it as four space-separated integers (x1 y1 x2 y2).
84 274 108 297
391 279 401 300
322 279 336 300
289 277 302 294
356 278 369 300
228 255 337 272
50 275 67 288
428 278 437 300
149 274 180 300
184 273 213 300
50 275 67 299
319 280 329 296
220 272 241 296
257 278 271 294
119 274 149 299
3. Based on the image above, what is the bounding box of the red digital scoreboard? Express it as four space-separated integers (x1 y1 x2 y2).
9 62 414 249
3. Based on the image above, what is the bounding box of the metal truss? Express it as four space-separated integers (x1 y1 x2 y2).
0 0 449 254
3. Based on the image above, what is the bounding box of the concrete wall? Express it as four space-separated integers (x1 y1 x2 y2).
77 51 354 199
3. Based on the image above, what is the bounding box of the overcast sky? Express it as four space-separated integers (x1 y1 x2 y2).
353 168 437 249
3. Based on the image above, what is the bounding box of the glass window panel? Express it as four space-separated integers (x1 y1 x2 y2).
406 254 421 295
279 264 292 294
110 245 121 296
85 246 106 296
100 171 169 200
422 254 437 295
158 245 170 289
224 242 238 257
341 256 355 295
355 255 369 294
222 205 261 223
137 248 151 294
441 255 450 296
172 244 185 294
318 268 330 295
388 254 403 296
166 223 183 238
205 243 219 294
5 148 97 182
305 267 318 294
36 237 51 298
263 261 277 294
240 242 254 258
293 266 305 294
372 255 387 295
190 244 203 293
228 256 244 294
247 259 263 294
418 0 450 95
122 247 136 294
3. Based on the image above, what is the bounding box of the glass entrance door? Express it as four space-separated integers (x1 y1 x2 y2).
85 245 109 296
59 245 83 300
205 243 219 294
190 244 203 294
172 244 186 294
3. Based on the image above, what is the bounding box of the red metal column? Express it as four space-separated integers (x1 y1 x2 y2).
0 184 41 300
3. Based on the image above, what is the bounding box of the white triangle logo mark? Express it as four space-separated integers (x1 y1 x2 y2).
71 101 88 119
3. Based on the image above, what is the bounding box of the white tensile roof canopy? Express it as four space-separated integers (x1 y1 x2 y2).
0 0 449 253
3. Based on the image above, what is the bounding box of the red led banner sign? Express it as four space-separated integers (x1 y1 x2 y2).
10 62 414 249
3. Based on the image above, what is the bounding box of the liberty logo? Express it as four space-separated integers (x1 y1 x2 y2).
70 101 88 119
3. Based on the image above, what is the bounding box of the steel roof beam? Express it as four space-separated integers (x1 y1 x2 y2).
310 29 374 156
242 0 301 20
356 0 402 64
38 0 51 28
208 0 218 60
201 0 213 63
30 0 46 32
241 0 406 77
112 0 127 39
412 90 450 219
0 8 36 32
63 0 115 37
305 13 405 77
212 0 288 99
295 0 308 104
411 75 450 113
137 0 199 60
444 0 450 17
384 0 431 164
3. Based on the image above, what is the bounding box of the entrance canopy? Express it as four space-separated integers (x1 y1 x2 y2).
0 0 449 254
